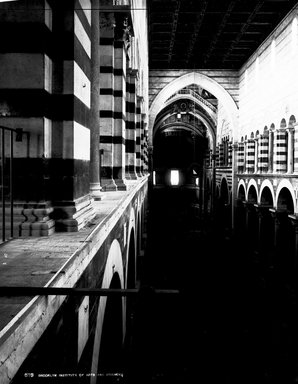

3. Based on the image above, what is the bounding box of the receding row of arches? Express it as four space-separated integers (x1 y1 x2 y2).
234 179 298 277
90 201 146 382
240 115 296 141
237 179 296 213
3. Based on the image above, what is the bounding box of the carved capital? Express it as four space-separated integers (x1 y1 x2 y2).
114 14 132 49
99 12 116 30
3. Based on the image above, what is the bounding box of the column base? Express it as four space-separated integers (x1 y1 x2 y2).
125 172 138 180
115 179 127 191
90 183 104 201
101 178 118 192
53 194 95 232
0 201 56 237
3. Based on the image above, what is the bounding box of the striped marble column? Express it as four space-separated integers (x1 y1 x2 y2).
245 139 255 173
273 129 287 173
228 141 232 167
113 23 129 190
140 114 146 174
144 128 149 173
287 127 294 173
254 138 259 173
125 69 138 179
219 143 224 166
90 0 102 200
258 133 269 173
204 150 210 168
216 145 220 167
99 12 117 191
136 96 143 177
268 130 274 173
294 124 298 173
49 0 94 232
237 142 245 173
209 150 214 168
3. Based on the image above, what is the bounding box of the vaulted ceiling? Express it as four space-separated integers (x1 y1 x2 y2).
148 0 298 69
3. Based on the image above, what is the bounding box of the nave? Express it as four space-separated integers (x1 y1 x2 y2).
123 187 298 384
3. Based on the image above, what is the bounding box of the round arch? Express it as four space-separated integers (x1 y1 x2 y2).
275 179 296 211
153 109 216 150
289 115 296 127
246 179 258 202
126 228 136 290
237 180 246 199
149 71 239 145
259 180 275 205
91 239 124 383
125 207 136 287
164 93 217 123
220 177 229 204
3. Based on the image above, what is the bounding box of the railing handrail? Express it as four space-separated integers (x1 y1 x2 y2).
166 89 217 113
0 286 180 297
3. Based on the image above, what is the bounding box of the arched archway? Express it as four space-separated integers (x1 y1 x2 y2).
149 72 239 145
247 184 258 203
91 240 124 383
235 183 246 239
277 187 294 212
245 184 258 252
220 177 229 205
98 272 123 375
237 184 246 201
258 186 275 263
275 187 295 273
260 186 274 206
127 229 136 290
289 115 296 127
216 178 231 231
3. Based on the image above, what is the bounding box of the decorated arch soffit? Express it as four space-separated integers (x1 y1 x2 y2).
153 98 216 149
149 72 239 146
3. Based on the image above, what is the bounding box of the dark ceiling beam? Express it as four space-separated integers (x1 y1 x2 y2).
168 0 181 64
149 11 275 15
226 21 272 25
222 0 265 63
202 0 239 65
185 0 209 65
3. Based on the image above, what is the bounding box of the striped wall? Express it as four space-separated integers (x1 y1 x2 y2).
294 125 298 173
125 69 138 180
99 12 117 191
237 142 245 172
273 130 287 173
258 133 269 172
246 139 255 173
228 141 232 167
136 96 142 176
113 37 127 190
0 0 95 233
219 143 224 167
216 145 220 167
52 0 93 231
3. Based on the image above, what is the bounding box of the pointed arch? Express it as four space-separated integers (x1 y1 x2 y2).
149 72 239 145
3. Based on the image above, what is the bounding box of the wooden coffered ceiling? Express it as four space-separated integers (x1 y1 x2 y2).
148 0 298 69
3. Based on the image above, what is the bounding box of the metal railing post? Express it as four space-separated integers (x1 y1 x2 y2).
10 130 14 238
1 129 5 242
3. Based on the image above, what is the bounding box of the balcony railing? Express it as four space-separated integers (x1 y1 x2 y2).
166 89 217 113
113 0 130 5
0 125 26 243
